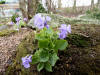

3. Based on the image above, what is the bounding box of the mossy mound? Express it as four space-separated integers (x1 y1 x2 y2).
0 24 3 26
5 32 35 75
5 31 100 75
67 34 91 47
0 30 17 37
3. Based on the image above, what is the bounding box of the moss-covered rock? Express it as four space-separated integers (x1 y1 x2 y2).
67 34 91 47
5 31 36 75
0 30 17 37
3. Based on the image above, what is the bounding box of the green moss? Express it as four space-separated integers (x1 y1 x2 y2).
0 30 17 37
0 24 3 26
6 32 35 75
67 34 91 47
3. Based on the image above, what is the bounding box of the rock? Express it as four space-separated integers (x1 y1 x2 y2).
0 25 14 31
0 30 17 37
0 25 8 31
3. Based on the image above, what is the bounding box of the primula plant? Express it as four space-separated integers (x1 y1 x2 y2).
21 14 71 72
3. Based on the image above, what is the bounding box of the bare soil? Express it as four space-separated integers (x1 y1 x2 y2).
0 28 32 73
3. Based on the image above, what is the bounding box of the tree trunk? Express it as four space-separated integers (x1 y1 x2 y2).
58 0 61 8
46 0 56 13
27 0 39 19
73 0 76 13
19 0 28 19
91 0 94 10
97 0 100 8
46 0 52 12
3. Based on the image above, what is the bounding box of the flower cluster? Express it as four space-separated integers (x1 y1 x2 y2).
59 24 71 39
16 17 21 22
24 18 28 22
21 14 71 72
15 17 21 30
34 14 51 29
10 21 14 25
10 17 27 31
21 55 32 68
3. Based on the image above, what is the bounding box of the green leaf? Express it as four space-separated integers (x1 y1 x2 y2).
37 63 44 72
32 55 39 64
32 50 41 64
39 50 49 62
46 28 53 35
48 41 54 49
55 40 68 50
45 62 52 72
49 53 59 66
18 20 26 28
38 39 49 48
35 33 45 40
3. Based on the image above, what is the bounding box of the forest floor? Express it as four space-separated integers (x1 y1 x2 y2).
57 8 84 18
0 28 32 72
59 12 82 18
0 13 100 75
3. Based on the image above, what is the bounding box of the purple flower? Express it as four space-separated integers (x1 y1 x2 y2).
59 24 71 39
46 25 49 29
16 17 21 22
34 14 51 29
34 14 45 29
24 18 27 21
46 16 51 22
59 32 67 39
44 21 47 26
10 22 14 25
21 55 32 68
44 16 51 28
59 24 67 34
